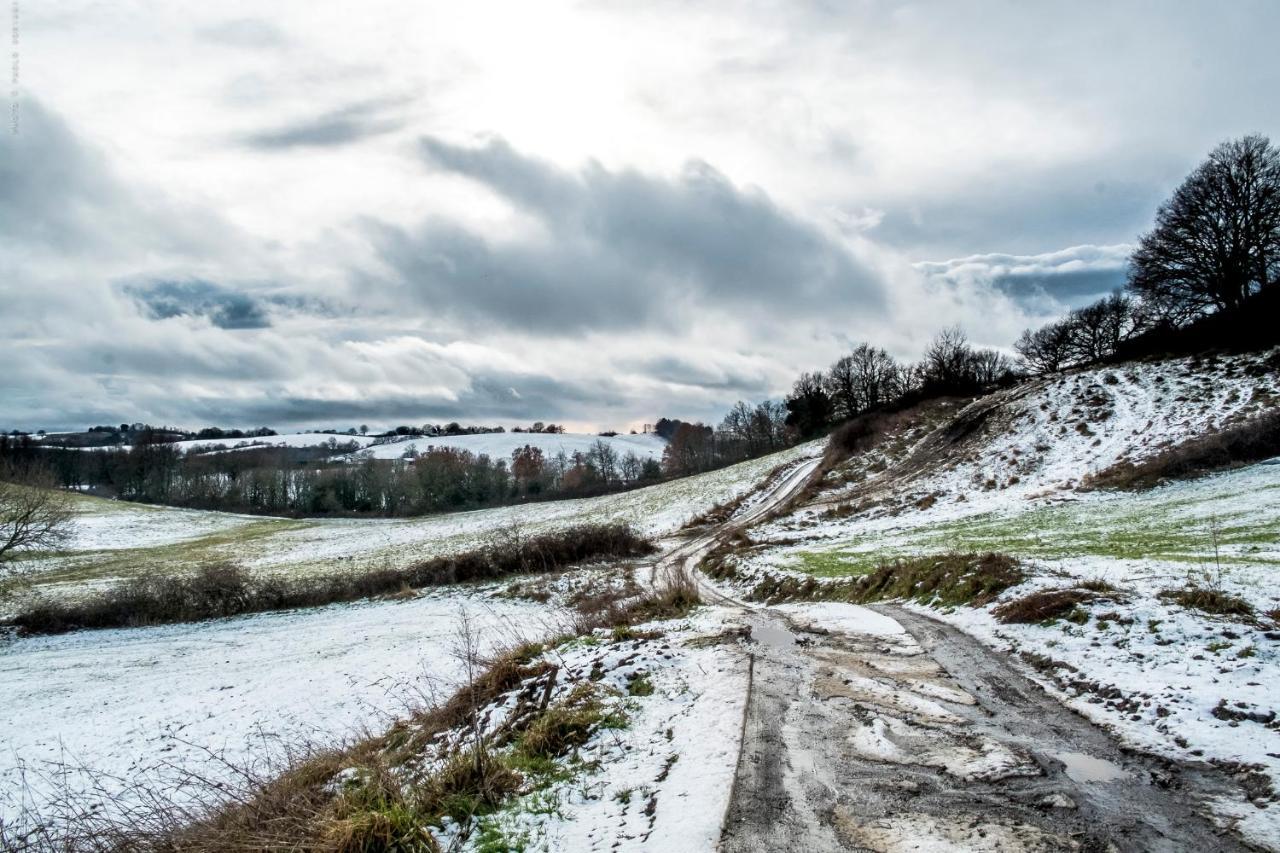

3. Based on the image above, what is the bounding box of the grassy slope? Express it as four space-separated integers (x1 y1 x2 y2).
13 441 821 599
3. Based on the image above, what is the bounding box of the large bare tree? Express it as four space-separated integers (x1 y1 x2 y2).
1130 135 1280 322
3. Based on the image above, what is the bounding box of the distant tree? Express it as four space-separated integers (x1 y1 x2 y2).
1064 292 1140 364
0 468 74 603
359 424 369 436
824 355 861 419
970 348 1017 385
662 422 715 476
1015 322 1074 374
1130 135 1280 323
784 371 834 437
922 326 977 390
511 444 545 487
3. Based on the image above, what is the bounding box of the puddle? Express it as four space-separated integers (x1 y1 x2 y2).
748 616 796 650
1054 751 1128 783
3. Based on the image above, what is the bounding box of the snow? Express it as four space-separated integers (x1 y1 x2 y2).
347 431 668 463
60 432 380 453
457 607 750 852
0 591 558 824
13 440 825 597
773 602 913 639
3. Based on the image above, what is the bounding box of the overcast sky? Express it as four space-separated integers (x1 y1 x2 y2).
3 1 1278 432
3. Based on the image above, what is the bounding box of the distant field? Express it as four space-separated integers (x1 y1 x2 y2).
344 431 667 462
43 430 668 462
7 441 822 602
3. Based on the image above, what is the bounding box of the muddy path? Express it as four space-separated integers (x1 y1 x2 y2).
660 456 1259 852
720 605 1253 852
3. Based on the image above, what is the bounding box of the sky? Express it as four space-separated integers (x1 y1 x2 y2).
2 1 1278 432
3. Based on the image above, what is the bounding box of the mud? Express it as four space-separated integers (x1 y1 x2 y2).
666 455 1257 851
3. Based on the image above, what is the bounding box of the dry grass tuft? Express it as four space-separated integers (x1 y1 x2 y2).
993 588 1095 623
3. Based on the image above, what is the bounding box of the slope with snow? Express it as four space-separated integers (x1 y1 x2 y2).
714 349 1280 847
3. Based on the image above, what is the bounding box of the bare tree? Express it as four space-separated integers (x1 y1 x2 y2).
1016 321 1073 374
970 348 1016 385
0 468 74 603
824 355 861 419
1064 292 1140 364
922 326 976 389
1130 134 1280 323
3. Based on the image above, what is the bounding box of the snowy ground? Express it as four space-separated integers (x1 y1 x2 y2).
0 590 558 826
444 607 750 853
10 440 822 601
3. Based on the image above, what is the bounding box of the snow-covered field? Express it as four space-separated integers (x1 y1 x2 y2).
53 431 668 464
11 440 823 600
346 431 667 462
0 590 557 825
51 432 381 453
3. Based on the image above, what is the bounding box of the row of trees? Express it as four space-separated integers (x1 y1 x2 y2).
0 432 670 517
1018 134 1280 374
783 330 1018 437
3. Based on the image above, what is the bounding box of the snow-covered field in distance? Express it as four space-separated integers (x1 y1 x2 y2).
344 431 667 462
54 431 668 463
10 440 823 600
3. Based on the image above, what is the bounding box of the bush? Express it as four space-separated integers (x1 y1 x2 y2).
1159 586 1254 618
993 588 1095 623
744 552 1023 608
7 524 654 635
1086 410 1280 490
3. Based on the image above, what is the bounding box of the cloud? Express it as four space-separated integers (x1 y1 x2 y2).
123 279 273 330
917 244 1132 311
197 18 287 49
242 100 405 149
369 136 889 333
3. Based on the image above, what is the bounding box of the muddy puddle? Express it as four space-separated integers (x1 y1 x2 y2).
1053 751 1128 784
747 615 796 650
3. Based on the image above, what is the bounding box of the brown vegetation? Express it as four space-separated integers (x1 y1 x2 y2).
993 588 1097 624
7 523 654 635
1085 410 1280 490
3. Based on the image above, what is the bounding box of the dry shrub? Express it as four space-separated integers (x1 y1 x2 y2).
993 588 1095 623
8 523 654 636
1160 586 1255 619
519 684 617 760
1086 410 1280 491
746 552 1023 608
854 552 1023 607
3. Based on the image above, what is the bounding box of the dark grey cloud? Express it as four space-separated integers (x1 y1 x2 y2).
122 279 272 330
868 169 1165 261
368 136 888 333
639 355 770 394
0 99 124 254
242 100 405 149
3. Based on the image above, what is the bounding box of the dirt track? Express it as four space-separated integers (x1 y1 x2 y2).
664 456 1259 852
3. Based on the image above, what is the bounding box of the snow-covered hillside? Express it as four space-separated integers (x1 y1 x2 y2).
346 431 667 462
717 348 1280 847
